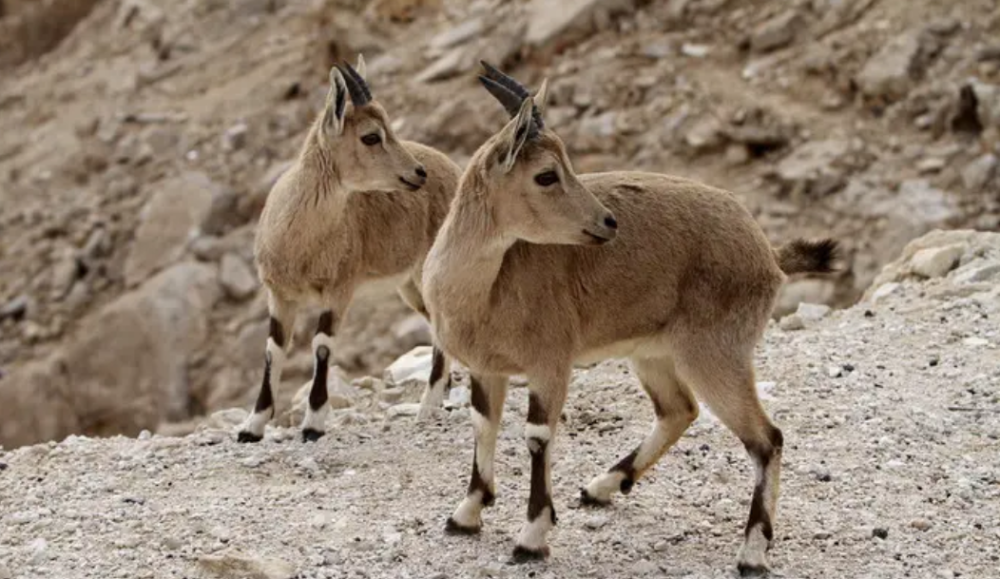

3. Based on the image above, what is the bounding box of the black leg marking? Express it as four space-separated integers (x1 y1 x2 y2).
470 375 489 417
510 545 550 563
445 517 481 536
239 316 286 443
527 392 545 425
303 311 335 443
526 437 555 525
743 426 783 542
737 562 770 577
610 447 639 494
469 448 496 507
429 347 451 391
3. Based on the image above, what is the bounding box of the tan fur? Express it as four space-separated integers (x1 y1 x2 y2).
240 63 461 441
424 91 835 570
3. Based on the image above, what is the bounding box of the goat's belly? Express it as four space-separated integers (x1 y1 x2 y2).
575 336 667 366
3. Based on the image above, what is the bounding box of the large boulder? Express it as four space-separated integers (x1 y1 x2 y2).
0 262 219 448
123 172 221 286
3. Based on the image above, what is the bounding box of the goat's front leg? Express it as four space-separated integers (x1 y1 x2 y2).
301 309 339 442
511 372 569 562
238 293 296 443
446 374 508 534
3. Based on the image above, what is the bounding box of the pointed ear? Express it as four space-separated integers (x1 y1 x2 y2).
500 97 535 173
324 66 348 136
355 54 367 79
534 78 549 116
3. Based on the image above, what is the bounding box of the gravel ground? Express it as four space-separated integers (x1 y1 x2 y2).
2 253 999 579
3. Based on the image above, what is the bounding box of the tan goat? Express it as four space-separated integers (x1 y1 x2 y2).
421 63 838 575
238 56 461 443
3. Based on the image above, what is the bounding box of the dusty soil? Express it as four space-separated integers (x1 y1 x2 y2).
2 235 998 579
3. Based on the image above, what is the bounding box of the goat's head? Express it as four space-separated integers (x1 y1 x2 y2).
318 55 427 192
470 61 617 245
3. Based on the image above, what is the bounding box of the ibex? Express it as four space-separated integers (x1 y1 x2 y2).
421 62 838 575
238 56 461 443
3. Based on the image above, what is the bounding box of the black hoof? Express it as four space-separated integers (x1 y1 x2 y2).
579 487 610 507
237 431 263 443
510 545 549 563
444 518 481 536
619 478 634 495
737 563 770 577
301 428 325 443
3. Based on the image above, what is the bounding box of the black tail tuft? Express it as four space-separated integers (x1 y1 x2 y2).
776 238 839 275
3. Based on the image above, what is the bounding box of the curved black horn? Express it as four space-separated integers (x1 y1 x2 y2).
339 62 372 106
478 76 522 117
479 61 544 130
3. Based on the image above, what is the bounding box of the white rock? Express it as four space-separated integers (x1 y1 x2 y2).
198 549 296 579
680 43 711 58
954 263 1000 284
827 365 843 378
963 337 989 347
585 515 608 529
961 153 997 191
218 253 258 301
796 302 831 322
383 346 434 390
910 244 965 278
779 314 805 331
871 282 900 302
222 122 248 151
856 31 925 100
29 538 48 564
387 403 422 420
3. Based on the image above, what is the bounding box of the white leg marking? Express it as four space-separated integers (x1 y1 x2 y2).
584 471 627 503
238 338 286 437
417 355 451 421
737 526 770 570
311 332 335 354
516 509 554 550
524 424 551 447
450 493 485 529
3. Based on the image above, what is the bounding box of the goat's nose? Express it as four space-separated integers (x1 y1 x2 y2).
415 166 427 179
604 215 618 230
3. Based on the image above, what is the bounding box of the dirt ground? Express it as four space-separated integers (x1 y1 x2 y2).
2 237 999 579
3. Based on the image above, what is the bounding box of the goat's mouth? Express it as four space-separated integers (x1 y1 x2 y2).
582 230 614 245
399 177 422 191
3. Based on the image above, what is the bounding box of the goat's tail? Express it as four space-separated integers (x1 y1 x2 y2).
774 238 839 275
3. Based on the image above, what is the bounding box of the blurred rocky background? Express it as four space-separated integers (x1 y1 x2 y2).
1 0 998 448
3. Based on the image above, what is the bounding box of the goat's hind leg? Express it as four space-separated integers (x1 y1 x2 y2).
582 354 698 505
674 344 783 576
398 278 453 421
447 374 508 534
238 293 296 443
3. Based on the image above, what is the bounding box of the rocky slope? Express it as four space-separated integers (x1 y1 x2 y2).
2 0 1000 446
1 230 998 579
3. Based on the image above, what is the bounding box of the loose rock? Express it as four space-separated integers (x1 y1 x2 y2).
218 253 258 301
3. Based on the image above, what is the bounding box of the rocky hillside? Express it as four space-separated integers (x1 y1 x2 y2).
1 229 998 579
1 0 999 447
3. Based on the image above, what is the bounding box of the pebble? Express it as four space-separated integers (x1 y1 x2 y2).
11 510 39 524
0 294 29 321
779 314 805 331
910 245 965 279
827 365 843 378
963 337 989 347
138 429 152 440
29 538 49 564
584 515 608 530
910 518 933 531
812 466 832 482
219 253 259 301
240 455 266 468
298 457 321 475
813 530 832 540
872 527 889 539
387 403 421 419
796 302 831 322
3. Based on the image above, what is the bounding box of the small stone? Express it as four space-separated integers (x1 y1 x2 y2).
917 157 946 174
0 295 29 322
219 253 258 301
910 518 932 531
298 457 321 475
750 10 801 53
872 527 889 539
963 337 989 347
448 385 471 407
585 515 608 530
680 43 711 58
827 365 843 378
910 244 965 278
387 403 421 420
961 153 997 192
779 314 805 331
813 530 832 540
812 466 832 482
11 510 38 524
954 263 1000 284
241 455 266 468
379 387 405 404
383 346 434 390
856 31 927 101
796 302 831 322
198 549 296 579
138 429 152 440
29 537 48 564
871 282 900 302
222 122 249 151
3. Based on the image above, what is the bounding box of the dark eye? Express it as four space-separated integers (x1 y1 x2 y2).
361 133 381 146
534 171 559 187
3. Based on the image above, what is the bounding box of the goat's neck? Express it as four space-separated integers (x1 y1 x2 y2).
429 194 514 318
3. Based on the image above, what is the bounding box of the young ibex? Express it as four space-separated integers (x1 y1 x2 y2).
238 56 461 443
422 62 838 574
